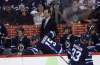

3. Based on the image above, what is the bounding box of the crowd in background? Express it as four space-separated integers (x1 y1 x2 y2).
0 0 100 25
0 20 100 55
0 0 100 55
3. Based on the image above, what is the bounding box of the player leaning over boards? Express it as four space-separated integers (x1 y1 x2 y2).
60 26 94 65
39 30 62 54
41 26 93 65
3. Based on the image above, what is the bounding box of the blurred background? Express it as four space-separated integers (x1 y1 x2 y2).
0 0 100 55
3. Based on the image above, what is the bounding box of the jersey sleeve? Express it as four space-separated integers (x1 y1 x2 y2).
85 50 94 65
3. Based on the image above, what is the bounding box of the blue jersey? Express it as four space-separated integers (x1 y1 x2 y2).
40 35 62 54
64 36 93 65
95 35 100 52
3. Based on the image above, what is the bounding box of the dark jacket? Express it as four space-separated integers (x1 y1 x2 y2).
0 23 7 47
40 17 58 39
11 36 31 49
0 23 7 37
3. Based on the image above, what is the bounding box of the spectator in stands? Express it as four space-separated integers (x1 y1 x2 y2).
2 0 13 23
3 0 13 6
31 34 40 45
45 0 54 6
0 21 7 36
60 0 73 9
62 0 81 25
40 7 58 40
78 0 95 21
89 6 100 34
11 0 19 7
49 3 55 19
32 0 45 7
17 3 33 24
81 23 99 52
0 0 4 7
0 0 4 22
88 24 100 52
26 0 35 11
0 22 8 54
11 28 32 55
31 3 45 26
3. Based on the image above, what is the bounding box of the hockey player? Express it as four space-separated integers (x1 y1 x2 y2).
39 31 62 54
63 32 94 65
60 26 94 65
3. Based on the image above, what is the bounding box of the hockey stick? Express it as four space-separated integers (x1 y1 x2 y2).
59 55 70 65
42 35 70 65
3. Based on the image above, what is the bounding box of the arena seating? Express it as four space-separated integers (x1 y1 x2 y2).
5 23 88 42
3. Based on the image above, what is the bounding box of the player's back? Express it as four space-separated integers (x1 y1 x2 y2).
68 39 93 65
40 35 62 54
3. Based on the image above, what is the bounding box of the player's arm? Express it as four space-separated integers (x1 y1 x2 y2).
85 49 94 65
